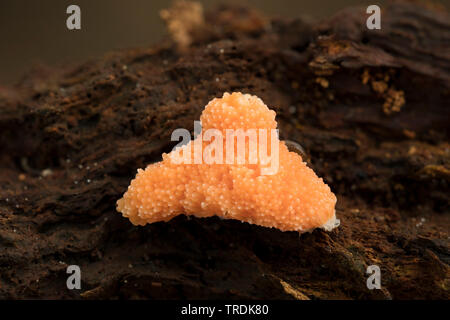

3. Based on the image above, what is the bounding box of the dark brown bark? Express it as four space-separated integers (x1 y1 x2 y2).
0 1 448 299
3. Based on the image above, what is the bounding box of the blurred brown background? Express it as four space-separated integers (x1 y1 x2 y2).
0 0 448 85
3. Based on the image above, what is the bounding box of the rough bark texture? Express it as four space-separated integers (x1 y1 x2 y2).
0 1 449 299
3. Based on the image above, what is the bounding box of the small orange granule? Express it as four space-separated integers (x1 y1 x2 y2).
117 92 338 232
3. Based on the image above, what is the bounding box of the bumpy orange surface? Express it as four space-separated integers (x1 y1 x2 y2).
117 92 338 232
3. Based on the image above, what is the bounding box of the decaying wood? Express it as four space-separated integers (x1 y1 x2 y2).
0 1 448 299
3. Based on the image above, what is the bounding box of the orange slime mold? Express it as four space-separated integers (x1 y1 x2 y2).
117 92 338 232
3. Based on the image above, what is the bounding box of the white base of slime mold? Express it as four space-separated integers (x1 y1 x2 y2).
320 211 340 232
299 211 339 233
